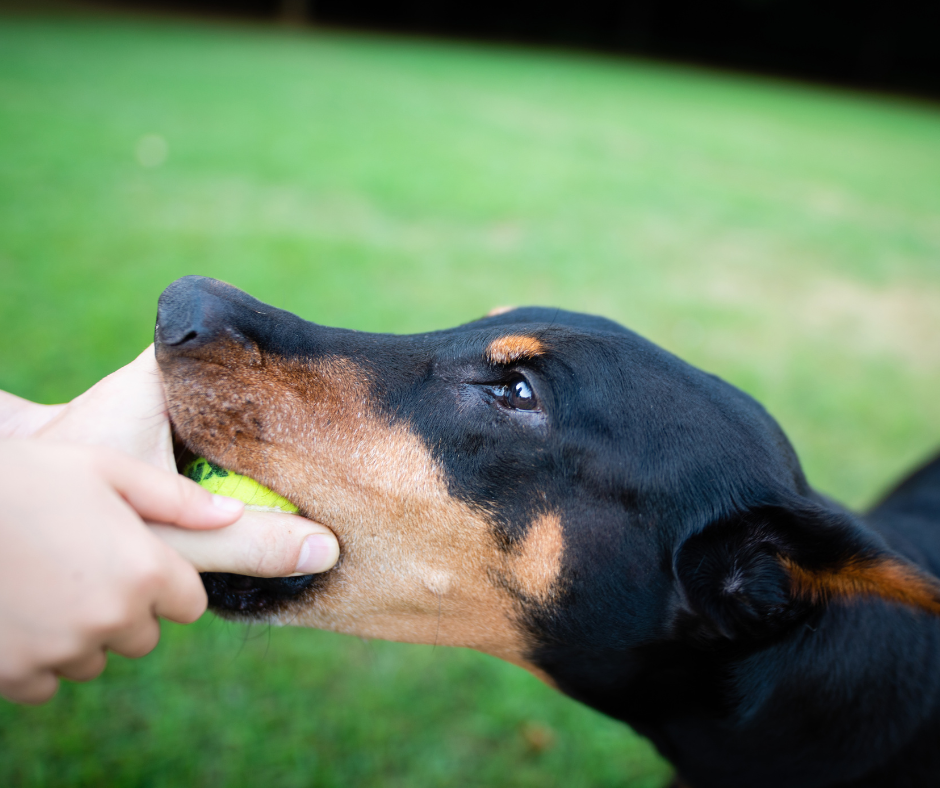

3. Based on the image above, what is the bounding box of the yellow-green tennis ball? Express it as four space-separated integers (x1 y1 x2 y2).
183 456 299 513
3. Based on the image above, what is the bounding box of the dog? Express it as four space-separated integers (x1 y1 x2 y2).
155 275 940 788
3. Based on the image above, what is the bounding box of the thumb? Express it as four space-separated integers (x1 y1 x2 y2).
148 512 340 577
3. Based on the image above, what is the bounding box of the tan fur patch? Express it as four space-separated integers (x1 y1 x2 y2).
485 335 546 365
783 555 940 614
508 513 565 604
159 340 562 679
486 305 516 317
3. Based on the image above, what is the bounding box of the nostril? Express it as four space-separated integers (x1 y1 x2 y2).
157 276 266 356
155 279 217 348
155 319 203 347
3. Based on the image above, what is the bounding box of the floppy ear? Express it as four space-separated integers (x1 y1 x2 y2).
675 501 940 640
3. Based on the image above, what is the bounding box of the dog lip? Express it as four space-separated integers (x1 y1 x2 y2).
227 585 260 596
201 571 323 613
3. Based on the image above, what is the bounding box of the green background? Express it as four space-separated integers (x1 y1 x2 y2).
1 6 938 786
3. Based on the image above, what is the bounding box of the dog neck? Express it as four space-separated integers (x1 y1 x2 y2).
546 593 940 788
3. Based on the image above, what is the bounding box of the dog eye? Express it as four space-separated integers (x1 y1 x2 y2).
492 376 539 411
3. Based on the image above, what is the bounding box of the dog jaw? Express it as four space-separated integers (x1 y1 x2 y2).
159 339 564 681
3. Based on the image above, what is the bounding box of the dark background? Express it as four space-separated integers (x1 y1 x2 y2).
108 0 940 96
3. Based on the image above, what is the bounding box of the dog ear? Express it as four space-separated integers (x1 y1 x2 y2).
674 501 940 640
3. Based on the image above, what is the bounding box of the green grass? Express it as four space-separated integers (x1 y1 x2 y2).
1 7 939 786
2 619 667 788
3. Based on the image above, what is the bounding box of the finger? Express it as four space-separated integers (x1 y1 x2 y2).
55 649 108 683
150 548 209 624
105 616 162 659
0 671 60 705
91 447 244 530
149 512 340 577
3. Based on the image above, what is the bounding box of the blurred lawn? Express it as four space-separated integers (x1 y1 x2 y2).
1 7 939 787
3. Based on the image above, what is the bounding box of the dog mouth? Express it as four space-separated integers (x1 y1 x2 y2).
174 443 331 616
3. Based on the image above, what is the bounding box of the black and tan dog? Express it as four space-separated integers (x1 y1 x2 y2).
155 275 940 788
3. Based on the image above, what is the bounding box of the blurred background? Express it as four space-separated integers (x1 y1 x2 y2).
0 1 938 785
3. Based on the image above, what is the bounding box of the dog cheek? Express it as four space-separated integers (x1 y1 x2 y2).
166 350 562 682
508 513 566 605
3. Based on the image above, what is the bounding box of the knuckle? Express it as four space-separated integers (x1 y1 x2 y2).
163 566 207 624
176 472 209 514
175 595 207 625
109 619 162 659
22 632 83 668
148 473 188 527
0 659 28 687
245 529 295 577
136 557 166 591
65 652 108 683
89 600 134 637
1 673 59 705
169 474 194 521
190 573 209 610
87 654 108 681
123 549 167 596
132 624 162 658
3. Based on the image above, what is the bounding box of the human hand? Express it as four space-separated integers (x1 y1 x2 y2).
0 438 338 705
0 440 241 704
31 346 339 576
0 349 339 704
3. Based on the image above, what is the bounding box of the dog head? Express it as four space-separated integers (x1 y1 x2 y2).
155 276 940 691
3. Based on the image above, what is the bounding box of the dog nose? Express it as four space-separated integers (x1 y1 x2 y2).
156 275 231 349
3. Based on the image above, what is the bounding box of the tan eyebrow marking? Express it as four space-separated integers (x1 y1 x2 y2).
485 335 546 365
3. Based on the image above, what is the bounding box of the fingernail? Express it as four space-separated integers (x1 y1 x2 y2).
295 534 338 574
212 495 244 514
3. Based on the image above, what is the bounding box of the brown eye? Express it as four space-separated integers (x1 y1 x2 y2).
508 378 537 410
492 376 539 411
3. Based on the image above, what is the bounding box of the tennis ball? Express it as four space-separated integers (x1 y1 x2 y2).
183 456 299 513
